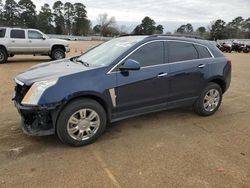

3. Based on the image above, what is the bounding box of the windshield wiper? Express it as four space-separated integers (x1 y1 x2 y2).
74 58 90 67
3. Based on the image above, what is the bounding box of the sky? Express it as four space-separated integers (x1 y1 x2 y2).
32 0 250 32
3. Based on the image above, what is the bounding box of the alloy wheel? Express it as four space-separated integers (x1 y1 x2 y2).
203 89 220 112
67 108 100 141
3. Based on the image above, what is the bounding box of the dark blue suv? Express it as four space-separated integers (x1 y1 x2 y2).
13 35 231 146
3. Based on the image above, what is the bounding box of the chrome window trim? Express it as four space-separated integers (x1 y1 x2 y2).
107 39 214 74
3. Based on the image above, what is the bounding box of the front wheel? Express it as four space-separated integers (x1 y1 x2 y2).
51 48 65 60
56 99 107 146
193 83 222 116
0 48 8 64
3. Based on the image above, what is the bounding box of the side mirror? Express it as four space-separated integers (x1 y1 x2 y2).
42 36 46 40
119 59 141 71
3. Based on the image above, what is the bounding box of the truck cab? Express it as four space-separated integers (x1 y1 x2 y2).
0 27 70 64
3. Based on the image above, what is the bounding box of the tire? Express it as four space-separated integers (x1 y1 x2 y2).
243 48 250 53
56 98 107 146
51 48 65 60
193 83 222 116
0 48 8 64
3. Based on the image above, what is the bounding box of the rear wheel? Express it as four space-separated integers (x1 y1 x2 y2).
243 47 250 53
56 99 107 146
51 48 65 60
0 48 8 64
193 83 222 116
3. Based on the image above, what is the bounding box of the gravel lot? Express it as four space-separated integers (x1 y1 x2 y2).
0 41 249 188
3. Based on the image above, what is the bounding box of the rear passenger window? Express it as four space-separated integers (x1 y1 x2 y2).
168 41 198 63
195 45 212 58
10 30 25 39
128 41 164 67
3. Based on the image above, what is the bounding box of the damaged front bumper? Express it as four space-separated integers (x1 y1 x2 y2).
14 102 58 136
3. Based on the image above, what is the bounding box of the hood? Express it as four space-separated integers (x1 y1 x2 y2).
15 58 92 85
47 38 68 45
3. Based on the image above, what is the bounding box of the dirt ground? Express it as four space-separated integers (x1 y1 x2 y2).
0 41 249 188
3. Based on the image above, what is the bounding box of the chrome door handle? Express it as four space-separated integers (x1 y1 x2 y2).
157 73 168 77
198 64 205 68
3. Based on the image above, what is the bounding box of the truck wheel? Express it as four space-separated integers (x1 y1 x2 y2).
51 48 65 60
56 99 107 147
193 83 222 116
0 48 8 64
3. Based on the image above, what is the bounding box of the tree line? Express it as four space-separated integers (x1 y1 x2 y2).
132 16 250 40
0 0 90 35
0 0 250 39
174 17 250 40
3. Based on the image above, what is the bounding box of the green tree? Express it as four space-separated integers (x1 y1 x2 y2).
37 3 54 33
19 0 37 28
197 26 206 34
64 2 74 35
242 17 250 31
133 16 156 34
72 2 90 36
155 24 164 34
133 25 142 34
93 24 101 34
53 1 65 34
242 17 250 38
4 0 20 26
186 23 193 33
176 25 186 33
227 16 244 38
0 0 4 25
176 23 193 33
210 19 227 40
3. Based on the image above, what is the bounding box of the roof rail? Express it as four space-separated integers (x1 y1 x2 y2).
119 34 148 37
151 34 203 39
118 34 204 39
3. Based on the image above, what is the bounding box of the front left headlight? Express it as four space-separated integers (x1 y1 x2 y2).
21 78 58 106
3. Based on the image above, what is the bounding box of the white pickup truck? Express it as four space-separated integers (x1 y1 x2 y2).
0 27 70 64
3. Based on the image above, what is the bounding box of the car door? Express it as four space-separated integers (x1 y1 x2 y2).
8 29 30 53
27 30 50 53
113 41 170 113
166 41 210 102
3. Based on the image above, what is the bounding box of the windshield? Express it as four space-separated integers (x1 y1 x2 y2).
0 29 6 38
76 36 146 67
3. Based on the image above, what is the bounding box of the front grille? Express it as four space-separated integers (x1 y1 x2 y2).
14 84 31 103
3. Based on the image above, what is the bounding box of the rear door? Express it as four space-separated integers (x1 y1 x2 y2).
8 29 30 53
27 30 50 53
166 41 211 102
114 41 170 113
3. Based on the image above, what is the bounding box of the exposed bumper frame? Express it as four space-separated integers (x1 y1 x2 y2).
14 102 59 136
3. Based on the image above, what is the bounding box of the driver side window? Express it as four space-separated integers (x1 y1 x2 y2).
28 31 43 39
128 41 164 67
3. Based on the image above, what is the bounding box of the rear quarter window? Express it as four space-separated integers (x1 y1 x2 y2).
0 29 6 38
10 30 25 39
167 41 198 63
195 45 212 58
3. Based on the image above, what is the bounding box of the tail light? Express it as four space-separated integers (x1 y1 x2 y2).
227 59 232 66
